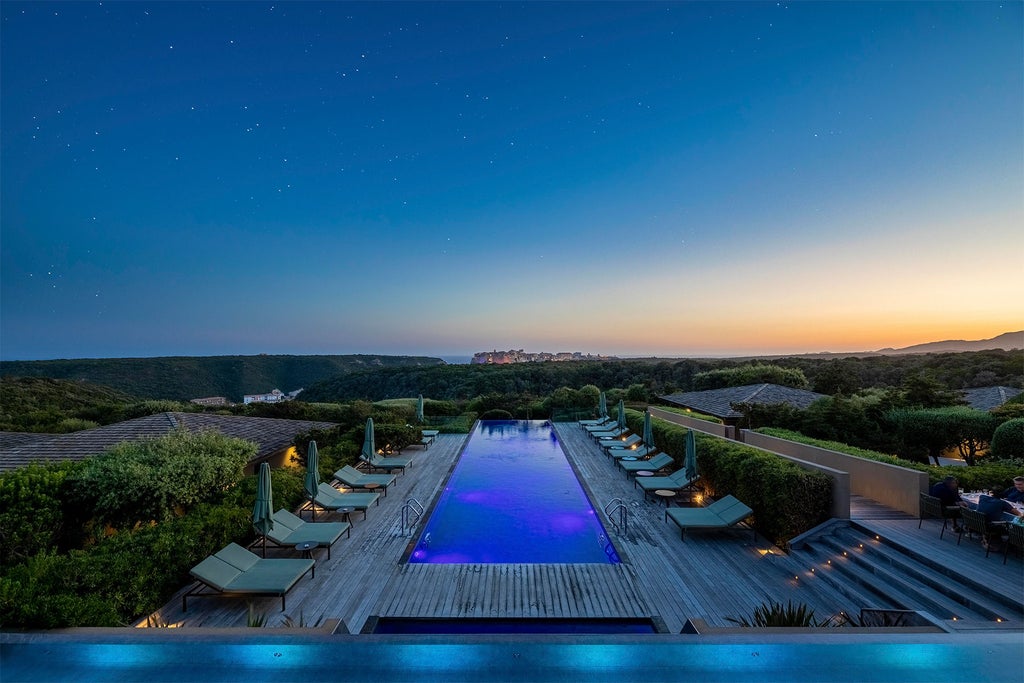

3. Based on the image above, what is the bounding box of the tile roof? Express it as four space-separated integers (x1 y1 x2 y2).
0 412 337 472
960 386 1023 412
660 383 828 420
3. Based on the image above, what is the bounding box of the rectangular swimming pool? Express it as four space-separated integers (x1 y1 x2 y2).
409 420 619 563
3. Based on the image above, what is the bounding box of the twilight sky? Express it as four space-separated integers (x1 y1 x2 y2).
2 2 1021 361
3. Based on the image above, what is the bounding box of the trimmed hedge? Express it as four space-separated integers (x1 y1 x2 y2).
650 404 724 424
626 410 833 547
756 427 1024 494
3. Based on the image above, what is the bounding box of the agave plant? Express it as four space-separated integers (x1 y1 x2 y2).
246 603 267 628
727 599 838 627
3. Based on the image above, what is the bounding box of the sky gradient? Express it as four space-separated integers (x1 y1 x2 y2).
2 2 1021 360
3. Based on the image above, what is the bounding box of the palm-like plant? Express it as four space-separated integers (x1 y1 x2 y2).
727 600 838 627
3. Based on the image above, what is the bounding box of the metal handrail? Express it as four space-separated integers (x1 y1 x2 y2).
401 497 425 534
603 499 628 534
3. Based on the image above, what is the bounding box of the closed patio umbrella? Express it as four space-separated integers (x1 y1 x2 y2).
598 391 608 419
362 417 376 460
304 440 320 521
617 399 626 431
253 462 274 557
416 395 425 423
642 410 654 450
684 429 698 482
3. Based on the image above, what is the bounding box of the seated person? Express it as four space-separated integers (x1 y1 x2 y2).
929 476 967 531
976 488 1023 551
1005 476 1024 504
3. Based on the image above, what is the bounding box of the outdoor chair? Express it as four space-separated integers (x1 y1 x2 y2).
1004 523 1024 565
918 492 960 539
664 494 754 542
184 542 313 611
263 509 349 560
957 507 1006 558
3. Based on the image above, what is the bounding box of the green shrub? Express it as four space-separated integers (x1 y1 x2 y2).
0 461 81 565
63 428 255 530
0 492 253 629
372 423 420 453
990 418 1024 460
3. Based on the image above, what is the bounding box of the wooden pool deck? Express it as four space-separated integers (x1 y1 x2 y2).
150 423 1023 633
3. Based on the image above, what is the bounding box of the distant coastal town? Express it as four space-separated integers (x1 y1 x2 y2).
471 349 616 364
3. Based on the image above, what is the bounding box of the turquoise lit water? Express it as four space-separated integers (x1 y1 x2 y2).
409 420 618 563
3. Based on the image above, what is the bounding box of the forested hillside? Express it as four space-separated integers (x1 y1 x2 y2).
300 351 1023 402
0 354 445 402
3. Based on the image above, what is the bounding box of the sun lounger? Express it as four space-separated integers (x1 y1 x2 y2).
600 434 641 450
334 465 396 496
184 542 314 611
664 494 754 541
618 452 673 475
584 420 618 433
608 445 657 460
634 469 699 501
590 427 629 440
314 482 381 520
360 451 412 474
580 416 614 428
263 509 349 560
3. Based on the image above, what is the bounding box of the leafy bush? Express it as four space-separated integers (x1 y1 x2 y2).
63 428 255 530
0 461 80 564
990 418 1024 460
0 498 251 628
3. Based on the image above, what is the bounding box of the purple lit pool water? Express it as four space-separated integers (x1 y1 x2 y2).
409 420 619 563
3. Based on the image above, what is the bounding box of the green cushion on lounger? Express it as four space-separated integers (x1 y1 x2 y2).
664 495 754 540
620 452 673 473
316 482 381 511
268 509 349 547
189 555 240 591
334 465 396 490
637 470 698 492
186 543 314 611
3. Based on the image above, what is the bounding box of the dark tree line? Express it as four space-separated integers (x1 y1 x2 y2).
300 351 1022 403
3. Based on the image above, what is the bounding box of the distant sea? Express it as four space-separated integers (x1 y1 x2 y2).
439 355 472 364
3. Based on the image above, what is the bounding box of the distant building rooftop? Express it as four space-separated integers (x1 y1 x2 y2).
960 386 1023 412
0 412 337 472
660 383 827 422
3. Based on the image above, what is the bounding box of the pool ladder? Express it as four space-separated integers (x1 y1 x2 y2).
603 498 628 534
401 497 425 534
